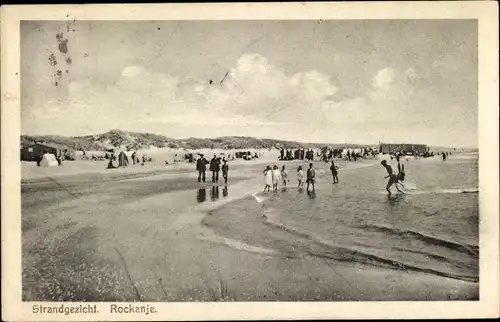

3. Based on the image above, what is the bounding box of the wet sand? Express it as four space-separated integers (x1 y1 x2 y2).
22 156 478 301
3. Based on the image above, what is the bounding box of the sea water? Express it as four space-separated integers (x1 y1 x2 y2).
207 153 479 283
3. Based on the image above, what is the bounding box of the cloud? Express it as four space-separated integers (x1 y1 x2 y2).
431 59 446 69
369 68 401 103
26 58 420 141
23 53 476 147
405 67 419 81
28 53 340 137
372 68 395 91
204 53 337 121
404 66 434 85
121 65 146 78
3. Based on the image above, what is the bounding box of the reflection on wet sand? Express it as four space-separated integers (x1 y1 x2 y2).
387 193 406 206
210 186 220 201
307 190 316 199
197 185 229 203
196 188 206 203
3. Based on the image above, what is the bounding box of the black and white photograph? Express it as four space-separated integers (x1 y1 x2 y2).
2 2 499 321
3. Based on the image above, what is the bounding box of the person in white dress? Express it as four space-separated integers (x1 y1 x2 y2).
297 165 304 189
263 165 272 192
272 165 281 193
281 165 289 188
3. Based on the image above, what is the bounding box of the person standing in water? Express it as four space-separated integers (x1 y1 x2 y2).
306 163 316 193
263 165 272 192
281 165 289 188
442 152 447 161
210 155 218 182
396 155 406 184
381 160 404 195
272 165 281 193
222 160 229 184
330 160 339 184
297 165 304 189
196 154 209 183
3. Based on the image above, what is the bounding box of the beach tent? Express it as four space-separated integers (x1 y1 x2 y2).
117 151 129 167
40 153 58 167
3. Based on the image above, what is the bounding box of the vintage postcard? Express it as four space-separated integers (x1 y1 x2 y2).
1 1 499 321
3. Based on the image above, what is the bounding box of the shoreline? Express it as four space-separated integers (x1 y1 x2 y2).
199 194 478 301
21 155 479 301
19 153 395 183
199 158 478 293
202 192 479 283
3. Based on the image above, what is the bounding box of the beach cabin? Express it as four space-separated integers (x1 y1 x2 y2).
409 144 429 154
379 143 428 155
21 142 75 162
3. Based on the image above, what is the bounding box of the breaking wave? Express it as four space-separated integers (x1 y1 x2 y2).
377 187 478 195
359 224 479 255
261 208 478 283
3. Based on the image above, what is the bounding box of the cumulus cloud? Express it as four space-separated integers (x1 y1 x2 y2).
29 53 341 137
28 56 430 144
204 53 337 121
369 68 400 102
27 54 468 145
372 68 395 91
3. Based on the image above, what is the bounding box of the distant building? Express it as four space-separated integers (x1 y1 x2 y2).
379 143 428 155
21 142 75 161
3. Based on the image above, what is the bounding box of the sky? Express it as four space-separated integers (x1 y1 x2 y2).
21 20 478 147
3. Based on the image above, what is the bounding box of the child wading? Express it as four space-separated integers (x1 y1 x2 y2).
297 165 304 189
396 155 405 185
330 160 339 184
222 160 229 184
381 160 404 195
281 165 289 188
272 165 281 193
263 165 272 193
306 163 316 193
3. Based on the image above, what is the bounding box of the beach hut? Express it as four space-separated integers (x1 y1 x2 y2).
379 143 428 155
21 142 75 162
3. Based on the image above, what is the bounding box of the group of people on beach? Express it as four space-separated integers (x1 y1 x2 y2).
263 162 325 193
278 147 376 163
279 148 317 161
195 148 409 196
441 151 452 161
262 154 406 196
196 154 229 184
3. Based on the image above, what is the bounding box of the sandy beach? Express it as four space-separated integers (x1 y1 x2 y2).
21 152 479 301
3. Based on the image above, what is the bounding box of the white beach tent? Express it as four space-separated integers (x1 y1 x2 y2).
40 153 58 167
